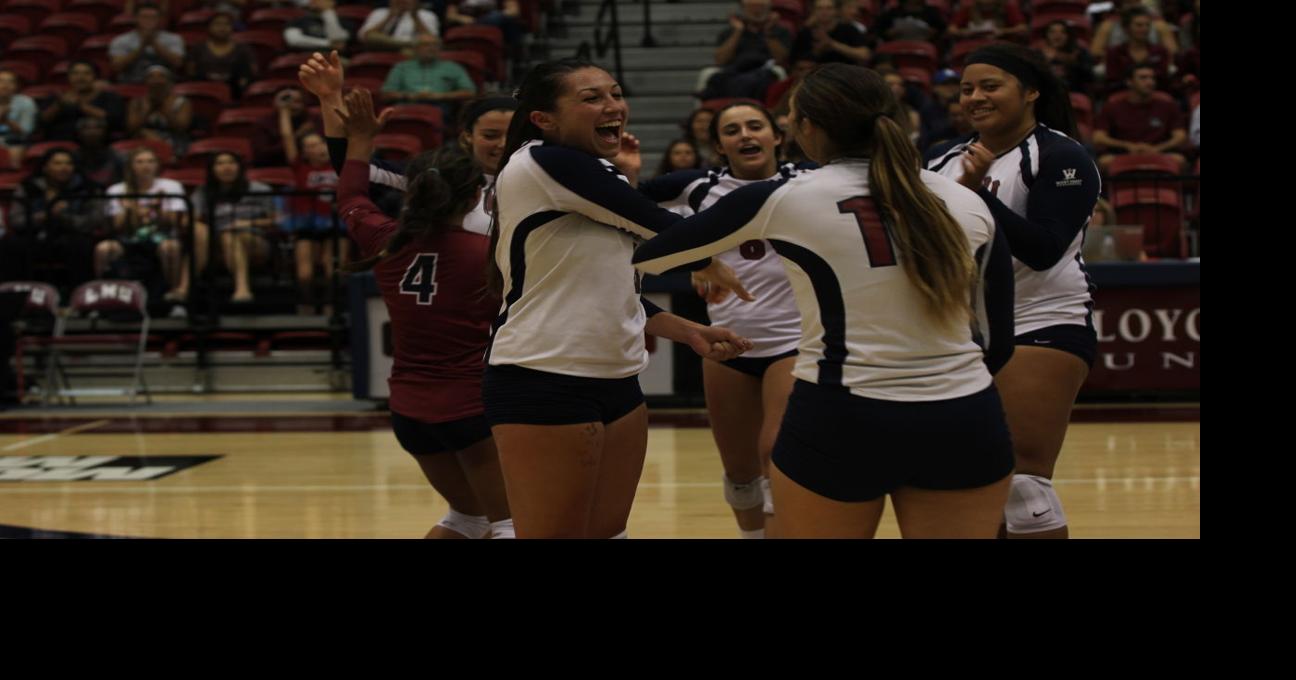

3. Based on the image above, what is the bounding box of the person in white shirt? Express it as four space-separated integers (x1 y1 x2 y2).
359 0 441 51
634 63 1018 538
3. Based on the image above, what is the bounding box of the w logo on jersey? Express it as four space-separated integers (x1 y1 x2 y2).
1056 168 1083 187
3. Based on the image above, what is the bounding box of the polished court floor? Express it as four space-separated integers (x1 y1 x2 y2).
0 396 1200 538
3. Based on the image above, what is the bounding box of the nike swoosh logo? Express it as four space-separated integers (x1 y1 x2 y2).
1032 509 1052 518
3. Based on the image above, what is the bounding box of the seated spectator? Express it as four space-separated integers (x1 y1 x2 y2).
100 147 201 303
39 62 127 142
185 11 259 100
2 149 103 288
878 66 922 145
446 0 526 53
654 139 704 179
948 0 1027 42
359 0 441 51
698 0 791 101
110 2 186 84
791 0 873 66
922 100 974 158
0 68 38 170
917 68 963 150
74 117 125 189
930 67 961 107
765 57 816 111
380 34 477 117
285 131 344 314
126 65 193 157
1091 0 1178 59
873 0 947 43
254 86 323 166
285 0 355 53
1104 6 1173 88
1039 20 1094 93
1094 64 1187 173
191 152 276 303
681 106 722 167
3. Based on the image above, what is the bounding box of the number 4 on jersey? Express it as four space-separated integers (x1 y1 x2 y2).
400 253 439 305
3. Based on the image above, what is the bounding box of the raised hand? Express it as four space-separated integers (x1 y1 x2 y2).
298 51 345 100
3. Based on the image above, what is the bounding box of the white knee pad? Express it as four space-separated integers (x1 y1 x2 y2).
1004 474 1068 534
489 519 515 539
723 474 765 511
436 510 491 539
761 476 774 515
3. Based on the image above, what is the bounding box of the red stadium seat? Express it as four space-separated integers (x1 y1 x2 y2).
105 12 135 32
266 53 313 80
899 66 932 94
246 166 296 188
232 30 285 74
0 14 31 47
348 52 405 82
950 38 995 69
5 37 71 80
247 7 305 33
104 82 148 99
21 84 69 101
381 105 445 150
770 0 804 28
241 78 299 106
172 81 233 135
333 4 373 24
181 136 255 168
176 9 216 31
161 166 208 188
1112 186 1184 258
215 107 274 139
371 133 423 162
1069 92 1093 128
444 24 506 82
65 0 123 28
38 12 102 53
439 50 487 90
876 40 938 75
0 0 56 29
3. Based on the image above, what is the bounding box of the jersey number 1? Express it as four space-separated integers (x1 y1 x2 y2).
400 253 439 305
836 197 896 267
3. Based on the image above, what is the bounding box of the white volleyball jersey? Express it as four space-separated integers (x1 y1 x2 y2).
634 160 1006 402
927 124 1101 335
461 173 495 236
489 140 681 379
642 164 803 357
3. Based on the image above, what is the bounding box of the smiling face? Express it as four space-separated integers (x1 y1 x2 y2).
713 105 782 180
531 67 629 159
959 63 1038 137
462 109 513 175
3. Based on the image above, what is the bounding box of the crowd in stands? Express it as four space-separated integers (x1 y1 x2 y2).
671 0 1199 257
0 0 531 311
0 0 1202 316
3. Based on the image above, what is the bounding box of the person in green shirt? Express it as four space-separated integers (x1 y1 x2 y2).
381 34 478 119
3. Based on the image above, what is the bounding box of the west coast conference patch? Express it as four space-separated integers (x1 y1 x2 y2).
0 455 222 481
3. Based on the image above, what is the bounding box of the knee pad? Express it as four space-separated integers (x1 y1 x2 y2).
1004 474 1068 534
436 510 491 539
723 473 765 511
761 476 774 515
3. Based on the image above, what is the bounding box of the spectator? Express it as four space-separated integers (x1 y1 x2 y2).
185 11 259 100
1039 20 1094 93
698 0 792 100
285 131 343 314
446 0 525 54
879 67 921 145
873 0 947 43
110 2 186 84
923 100 975 158
126 65 193 157
38 61 127 142
765 57 816 111
100 147 200 303
1094 64 1187 173
1091 0 1179 59
2 149 103 288
380 34 477 117
654 139 704 178
73 117 125 189
359 0 441 51
0 69 38 169
948 0 1028 42
1104 5 1173 88
790 0 873 66
284 0 354 53
682 106 721 167
255 86 322 166
191 151 276 303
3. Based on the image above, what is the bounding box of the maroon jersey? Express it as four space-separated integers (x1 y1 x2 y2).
338 160 497 423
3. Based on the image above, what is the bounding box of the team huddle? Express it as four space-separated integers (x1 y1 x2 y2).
299 38 1100 539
